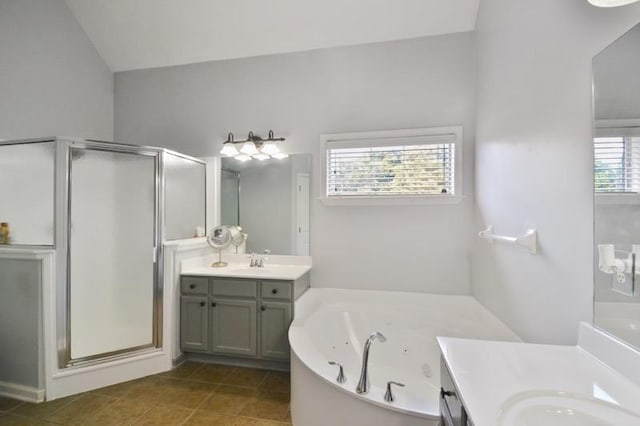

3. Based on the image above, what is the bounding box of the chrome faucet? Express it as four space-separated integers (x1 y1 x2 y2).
250 249 270 268
356 331 387 394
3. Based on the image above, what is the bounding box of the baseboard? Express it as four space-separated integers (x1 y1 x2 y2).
0 381 45 403
185 353 290 372
172 353 187 368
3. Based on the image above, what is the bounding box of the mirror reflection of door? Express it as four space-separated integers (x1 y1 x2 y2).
296 173 310 256
221 168 240 226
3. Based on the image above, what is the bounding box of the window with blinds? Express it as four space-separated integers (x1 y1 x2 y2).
322 127 461 199
594 136 640 193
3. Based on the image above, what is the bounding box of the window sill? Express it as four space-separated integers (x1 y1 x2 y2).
595 193 640 205
318 195 465 206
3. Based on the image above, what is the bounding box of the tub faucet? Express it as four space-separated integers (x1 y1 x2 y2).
356 331 387 394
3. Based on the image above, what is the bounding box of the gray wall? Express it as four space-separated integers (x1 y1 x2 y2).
593 24 640 121
115 32 476 294
0 0 113 140
238 159 293 255
473 0 640 344
0 259 42 389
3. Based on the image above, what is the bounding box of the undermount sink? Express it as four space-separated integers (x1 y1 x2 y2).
497 390 640 426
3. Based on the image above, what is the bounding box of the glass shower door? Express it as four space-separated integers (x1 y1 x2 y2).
68 147 158 362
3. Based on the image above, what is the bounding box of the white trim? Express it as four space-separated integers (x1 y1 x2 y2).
595 193 640 205
595 120 640 138
164 239 217 362
47 352 167 400
0 248 54 258
318 195 465 206
595 118 640 129
0 381 45 403
320 126 463 203
0 249 53 402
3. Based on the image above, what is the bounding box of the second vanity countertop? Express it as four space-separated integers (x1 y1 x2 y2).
181 263 311 281
437 336 640 426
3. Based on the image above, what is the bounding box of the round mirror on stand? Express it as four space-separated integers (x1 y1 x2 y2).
207 225 232 267
229 225 247 253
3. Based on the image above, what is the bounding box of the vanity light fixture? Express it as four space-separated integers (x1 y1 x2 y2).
220 133 240 156
588 0 639 6
240 140 259 155
253 153 270 161
219 130 287 161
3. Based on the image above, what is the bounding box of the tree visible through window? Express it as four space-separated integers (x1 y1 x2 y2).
594 136 640 193
327 144 454 196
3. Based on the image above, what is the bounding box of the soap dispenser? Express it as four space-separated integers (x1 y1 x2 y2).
0 222 10 244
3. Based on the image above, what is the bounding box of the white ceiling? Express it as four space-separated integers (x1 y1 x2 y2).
64 0 479 72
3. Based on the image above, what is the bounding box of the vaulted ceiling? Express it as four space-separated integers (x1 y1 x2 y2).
64 0 479 72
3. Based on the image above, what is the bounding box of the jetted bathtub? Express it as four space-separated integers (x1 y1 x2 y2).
288 289 520 426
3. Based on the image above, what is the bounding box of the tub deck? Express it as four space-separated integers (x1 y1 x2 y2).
289 288 520 423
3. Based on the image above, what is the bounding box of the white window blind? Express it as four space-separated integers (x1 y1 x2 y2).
594 136 640 193
325 130 458 197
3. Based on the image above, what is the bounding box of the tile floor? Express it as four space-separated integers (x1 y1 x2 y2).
0 363 292 425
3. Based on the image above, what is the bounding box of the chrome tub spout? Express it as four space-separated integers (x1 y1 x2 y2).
356 331 387 394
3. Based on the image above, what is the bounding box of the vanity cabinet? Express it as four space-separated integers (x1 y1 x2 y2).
180 273 308 365
260 301 292 360
440 358 473 426
209 298 257 356
180 277 209 352
180 296 208 351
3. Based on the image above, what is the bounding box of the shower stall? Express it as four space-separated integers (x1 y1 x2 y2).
0 137 205 400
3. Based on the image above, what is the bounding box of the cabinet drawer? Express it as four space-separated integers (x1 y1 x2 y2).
261 281 292 300
181 277 208 295
212 279 257 298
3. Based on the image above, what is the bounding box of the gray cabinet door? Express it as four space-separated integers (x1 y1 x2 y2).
210 298 257 356
260 301 292 360
180 296 208 351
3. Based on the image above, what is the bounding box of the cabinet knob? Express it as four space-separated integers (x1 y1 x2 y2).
271 288 278 294
441 388 455 398
199 301 205 307
261 306 266 311
211 302 217 307
190 284 196 289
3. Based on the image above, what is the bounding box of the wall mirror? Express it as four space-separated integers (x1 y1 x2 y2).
164 151 206 241
593 23 640 351
221 154 311 256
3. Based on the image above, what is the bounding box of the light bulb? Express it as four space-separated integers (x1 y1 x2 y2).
220 143 239 156
261 141 280 155
240 141 259 155
588 0 639 6
235 154 252 162
253 153 270 161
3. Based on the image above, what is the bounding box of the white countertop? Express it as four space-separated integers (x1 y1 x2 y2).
437 336 640 426
182 263 311 281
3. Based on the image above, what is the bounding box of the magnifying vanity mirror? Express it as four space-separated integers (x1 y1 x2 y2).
592 22 640 351
220 154 311 256
207 225 233 267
